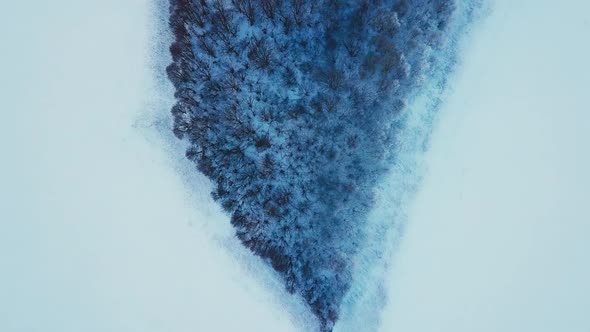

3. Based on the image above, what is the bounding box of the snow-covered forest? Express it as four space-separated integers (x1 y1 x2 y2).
1 0 589 332
167 1 478 329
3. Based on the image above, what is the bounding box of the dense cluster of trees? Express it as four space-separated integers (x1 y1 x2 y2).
167 1 456 330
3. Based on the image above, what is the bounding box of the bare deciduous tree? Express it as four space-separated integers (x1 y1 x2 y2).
261 0 280 20
291 0 305 26
248 38 272 69
232 0 256 25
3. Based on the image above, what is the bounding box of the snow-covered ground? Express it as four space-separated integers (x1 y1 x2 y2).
382 1 590 331
0 1 301 331
0 1 588 332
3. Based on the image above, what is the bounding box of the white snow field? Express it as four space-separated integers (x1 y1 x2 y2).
0 1 588 332
381 0 590 331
